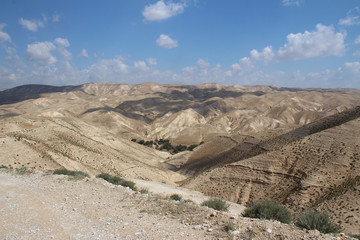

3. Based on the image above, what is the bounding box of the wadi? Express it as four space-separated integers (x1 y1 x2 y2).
0 82 359 239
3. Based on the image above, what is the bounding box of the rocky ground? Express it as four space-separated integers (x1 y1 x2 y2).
0 169 357 240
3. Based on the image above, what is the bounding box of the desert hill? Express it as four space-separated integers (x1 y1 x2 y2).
1 82 360 234
181 106 360 234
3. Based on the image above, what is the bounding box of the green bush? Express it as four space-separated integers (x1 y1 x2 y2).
53 168 89 178
295 209 342 234
96 173 122 185
170 194 182 201
119 179 137 191
96 173 137 191
187 144 198 151
139 189 149 194
201 198 229 211
242 199 291 224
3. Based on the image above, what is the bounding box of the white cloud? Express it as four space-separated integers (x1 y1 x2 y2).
53 38 72 62
156 34 178 48
197 59 210 68
19 17 45 32
147 58 157 66
79 49 89 58
54 38 70 47
339 16 360 26
134 61 149 71
250 46 275 63
226 57 254 77
282 0 300 7
25 41 57 65
87 57 128 79
277 24 345 61
142 0 185 22
0 23 11 42
339 7 360 26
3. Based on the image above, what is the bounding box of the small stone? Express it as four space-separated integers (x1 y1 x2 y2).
230 216 236 219
232 230 240 235
210 212 217 217
266 228 272 233
339 233 345 237
207 228 213 232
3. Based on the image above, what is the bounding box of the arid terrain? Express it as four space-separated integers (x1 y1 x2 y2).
0 83 360 237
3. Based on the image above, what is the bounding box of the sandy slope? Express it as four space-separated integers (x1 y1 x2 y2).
0 170 355 240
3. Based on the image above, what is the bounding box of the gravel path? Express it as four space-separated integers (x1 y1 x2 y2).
0 171 209 240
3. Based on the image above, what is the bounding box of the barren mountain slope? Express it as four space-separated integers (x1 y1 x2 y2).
182 107 360 234
0 114 184 183
1 83 359 168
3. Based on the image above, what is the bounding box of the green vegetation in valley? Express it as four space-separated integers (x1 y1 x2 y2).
131 138 202 154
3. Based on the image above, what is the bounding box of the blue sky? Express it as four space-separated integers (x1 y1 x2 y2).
1 0 360 89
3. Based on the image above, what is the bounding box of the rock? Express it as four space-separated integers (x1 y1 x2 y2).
207 228 213 232
266 228 272 233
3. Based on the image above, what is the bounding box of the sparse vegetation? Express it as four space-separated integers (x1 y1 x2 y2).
15 166 29 175
225 220 237 232
53 168 89 178
170 194 182 201
96 173 137 191
295 209 342 234
242 199 291 224
201 197 229 211
312 176 360 207
0 165 8 169
131 138 202 154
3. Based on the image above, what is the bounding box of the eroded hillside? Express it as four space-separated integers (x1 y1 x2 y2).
1 83 360 234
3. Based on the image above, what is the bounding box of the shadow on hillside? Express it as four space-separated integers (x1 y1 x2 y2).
179 105 360 175
0 84 80 105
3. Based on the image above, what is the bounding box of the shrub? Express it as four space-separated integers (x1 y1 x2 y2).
170 194 182 201
242 199 291 224
295 209 342 234
187 144 198 151
96 173 123 185
96 173 137 191
0 165 8 169
53 168 89 178
225 220 237 232
119 179 137 191
139 189 149 194
349 234 360 240
201 198 229 211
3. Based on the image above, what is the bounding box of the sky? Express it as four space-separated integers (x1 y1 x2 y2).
1 0 360 89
